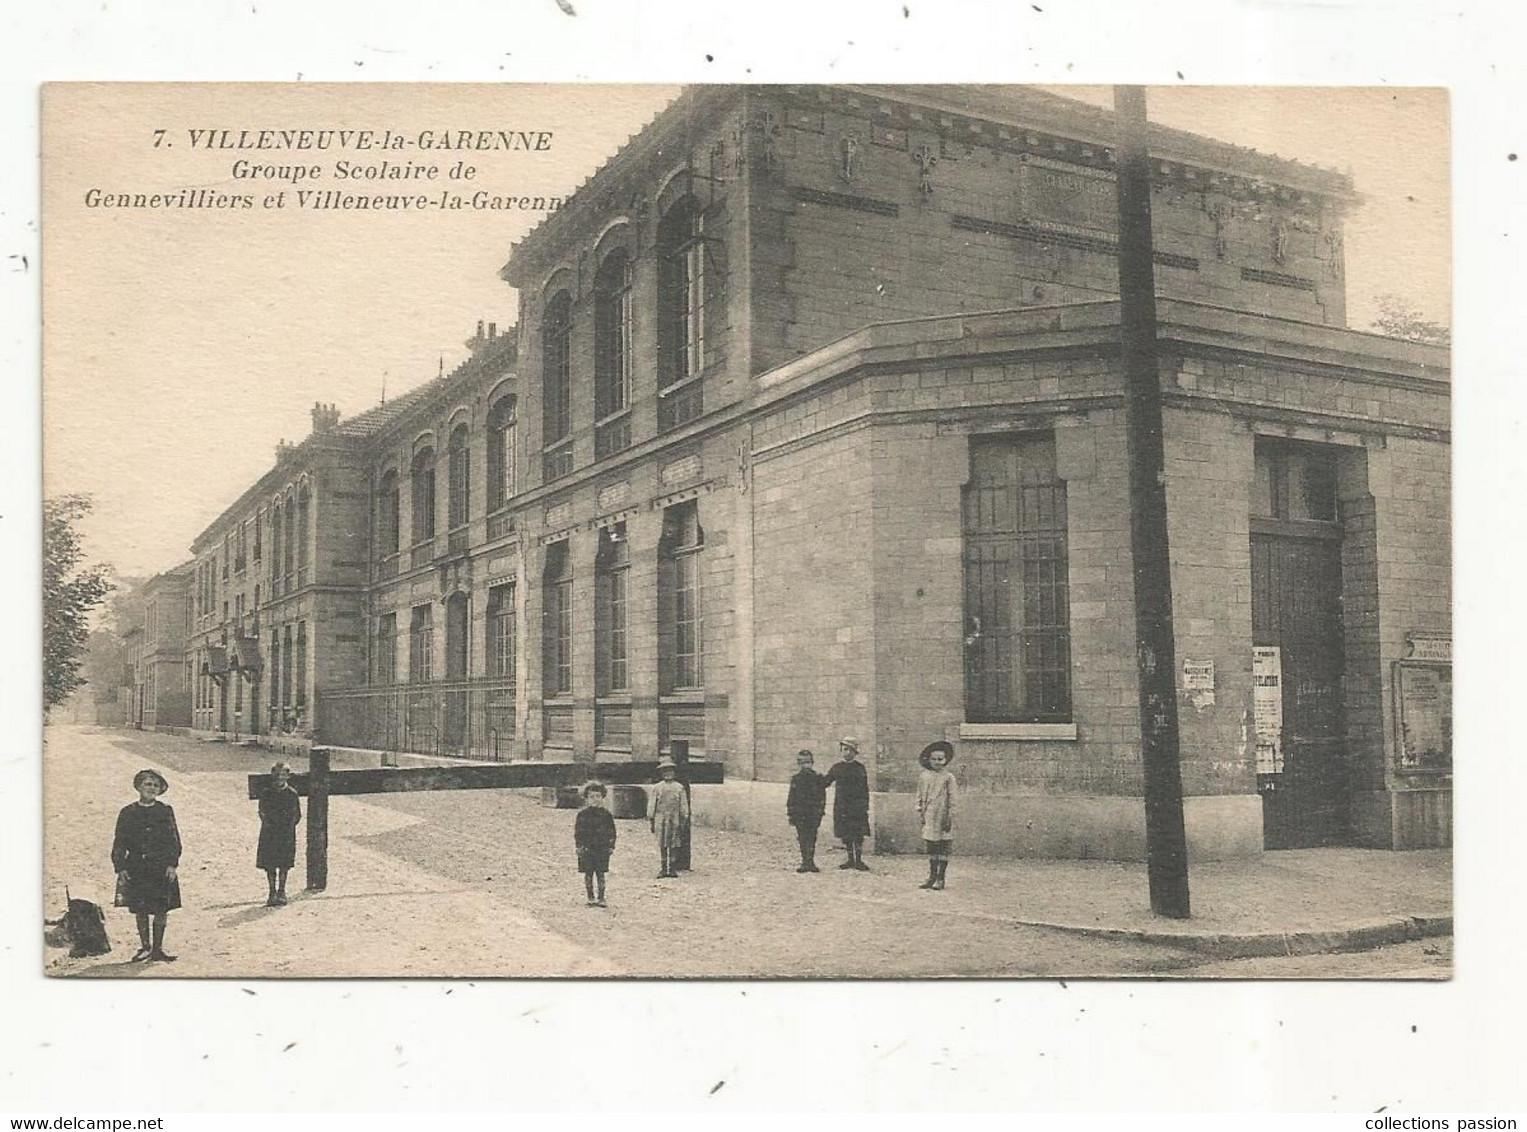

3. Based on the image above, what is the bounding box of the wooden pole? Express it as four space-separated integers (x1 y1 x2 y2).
305 746 330 892
1114 85 1191 919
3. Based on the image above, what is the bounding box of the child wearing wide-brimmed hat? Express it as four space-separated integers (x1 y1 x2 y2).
256 762 302 907
574 781 618 907
647 756 690 879
915 741 958 890
111 768 183 962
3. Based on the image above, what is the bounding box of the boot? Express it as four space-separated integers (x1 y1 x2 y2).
931 860 947 890
919 860 937 889
585 875 597 906
852 840 871 871
148 915 176 962
595 874 607 907
838 845 855 869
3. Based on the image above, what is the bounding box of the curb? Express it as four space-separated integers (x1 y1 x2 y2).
1016 913 1453 959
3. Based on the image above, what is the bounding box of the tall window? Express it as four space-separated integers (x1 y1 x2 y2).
223 534 231 579
409 604 434 683
542 542 572 697
295 621 308 708
296 486 311 583
596 525 630 694
961 434 1072 724
659 503 704 691
594 250 633 458
270 501 283 584
657 197 710 432
281 625 293 706
378 470 401 556
487 396 518 511
411 447 437 544
282 494 296 580
269 629 280 708
447 424 471 531
253 508 262 563
235 522 247 574
488 583 516 681
375 612 397 685
542 291 573 481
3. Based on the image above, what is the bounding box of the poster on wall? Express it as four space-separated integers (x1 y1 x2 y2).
1395 660 1453 770
1253 645 1283 774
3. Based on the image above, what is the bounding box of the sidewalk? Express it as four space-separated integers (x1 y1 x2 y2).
43 725 1451 976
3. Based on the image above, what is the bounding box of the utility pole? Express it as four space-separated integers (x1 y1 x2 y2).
1113 85 1191 918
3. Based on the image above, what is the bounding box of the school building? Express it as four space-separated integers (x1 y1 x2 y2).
170 85 1450 857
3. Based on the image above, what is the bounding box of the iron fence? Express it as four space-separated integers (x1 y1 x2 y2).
315 677 518 761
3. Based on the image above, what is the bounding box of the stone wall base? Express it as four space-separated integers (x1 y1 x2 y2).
691 781 1265 861
1352 787 1452 849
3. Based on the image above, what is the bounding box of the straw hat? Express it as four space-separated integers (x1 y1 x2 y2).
132 768 168 793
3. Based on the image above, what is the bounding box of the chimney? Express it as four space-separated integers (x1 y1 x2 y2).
488 322 497 340
311 402 341 434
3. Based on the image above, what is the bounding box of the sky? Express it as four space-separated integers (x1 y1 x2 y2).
42 83 1450 580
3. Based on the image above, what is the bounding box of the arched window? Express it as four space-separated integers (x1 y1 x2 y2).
487 395 518 514
657 197 710 431
377 470 400 559
295 485 311 585
447 424 471 533
270 501 283 590
411 446 436 546
542 290 573 481
282 492 296 582
594 249 633 458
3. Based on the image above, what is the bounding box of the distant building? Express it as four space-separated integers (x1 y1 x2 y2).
167 86 1449 855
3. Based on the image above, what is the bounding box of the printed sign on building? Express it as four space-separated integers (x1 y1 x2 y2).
1252 645 1283 774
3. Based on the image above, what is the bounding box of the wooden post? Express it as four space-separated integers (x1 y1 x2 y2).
1114 85 1191 919
305 746 330 892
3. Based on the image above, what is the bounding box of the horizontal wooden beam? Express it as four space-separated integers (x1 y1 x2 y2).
248 759 725 799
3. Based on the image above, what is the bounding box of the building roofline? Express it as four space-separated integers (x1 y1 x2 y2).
503 84 1357 285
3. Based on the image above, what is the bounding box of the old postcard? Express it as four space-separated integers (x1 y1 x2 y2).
41 82 1451 979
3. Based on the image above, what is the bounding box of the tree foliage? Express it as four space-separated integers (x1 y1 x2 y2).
43 494 114 712
1371 295 1451 347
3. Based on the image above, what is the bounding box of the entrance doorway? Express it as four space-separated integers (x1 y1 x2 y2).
1250 440 1349 849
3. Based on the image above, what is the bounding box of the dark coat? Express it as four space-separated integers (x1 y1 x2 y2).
824 758 870 840
574 806 618 873
785 768 827 828
111 800 182 915
256 786 302 870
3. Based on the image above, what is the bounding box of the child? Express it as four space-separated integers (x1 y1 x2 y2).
785 749 827 872
574 781 618 907
824 736 871 870
111 768 182 962
256 761 302 907
915 741 958 890
648 756 690 879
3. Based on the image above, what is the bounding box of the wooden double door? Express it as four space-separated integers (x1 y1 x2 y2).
1251 527 1349 849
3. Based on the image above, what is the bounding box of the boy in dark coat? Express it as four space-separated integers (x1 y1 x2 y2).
111 768 182 962
785 749 827 873
824 736 871 870
574 781 618 907
256 762 302 907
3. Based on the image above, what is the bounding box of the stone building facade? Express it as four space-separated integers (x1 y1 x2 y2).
170 85 1450 856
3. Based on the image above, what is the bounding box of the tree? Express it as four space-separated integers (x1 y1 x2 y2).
1370 295 1451 347
43 494 114 712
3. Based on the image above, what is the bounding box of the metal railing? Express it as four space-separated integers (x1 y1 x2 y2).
314 677 517 761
